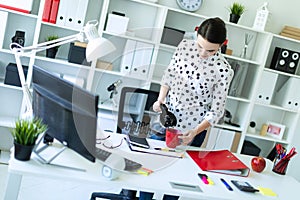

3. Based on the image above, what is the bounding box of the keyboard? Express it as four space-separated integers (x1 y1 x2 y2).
95 147 142 172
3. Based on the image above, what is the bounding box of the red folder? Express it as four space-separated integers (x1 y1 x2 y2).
49 0 60 24
187 150 250 177
42 0 53 22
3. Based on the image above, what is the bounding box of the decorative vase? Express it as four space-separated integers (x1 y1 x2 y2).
14 141 34 161
229 13 240 24
46 48 58 58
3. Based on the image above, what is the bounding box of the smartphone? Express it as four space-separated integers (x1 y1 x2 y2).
231 180 259 193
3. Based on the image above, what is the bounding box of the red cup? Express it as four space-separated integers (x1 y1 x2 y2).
166 128 182 148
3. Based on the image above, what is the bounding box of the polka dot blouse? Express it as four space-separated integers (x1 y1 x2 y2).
161 39 234 133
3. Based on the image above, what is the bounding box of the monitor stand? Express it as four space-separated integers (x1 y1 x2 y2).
33 132 86 172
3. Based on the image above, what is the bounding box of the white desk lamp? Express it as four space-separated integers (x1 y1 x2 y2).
10 20 116 119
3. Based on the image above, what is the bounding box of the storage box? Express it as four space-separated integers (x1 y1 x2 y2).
161 27 185 46
68 42 91 66
241 140 261 156
96 60 113 71
274 77 300 110
255 71 278 104
106 13 129 35
4 63 28 87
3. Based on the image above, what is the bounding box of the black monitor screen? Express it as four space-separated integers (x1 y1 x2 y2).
32 65 98 162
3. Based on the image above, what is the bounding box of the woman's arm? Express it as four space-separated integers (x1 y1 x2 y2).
153 85 169 112
179 119 211 145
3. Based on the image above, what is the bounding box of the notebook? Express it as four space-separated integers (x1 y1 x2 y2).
187 150 250 177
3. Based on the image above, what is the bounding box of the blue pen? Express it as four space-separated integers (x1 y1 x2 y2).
220 178 233 191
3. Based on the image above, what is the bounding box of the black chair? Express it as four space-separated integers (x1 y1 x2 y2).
90 189 138 200
90 87 160 200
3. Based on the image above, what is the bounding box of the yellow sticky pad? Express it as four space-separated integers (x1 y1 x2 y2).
207 177 214 185
137 167 153 176
258 187 277 197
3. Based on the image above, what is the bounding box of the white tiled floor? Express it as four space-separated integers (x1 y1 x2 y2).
0 163 121 200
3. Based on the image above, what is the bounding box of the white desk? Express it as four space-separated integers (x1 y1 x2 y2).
4 135 300 200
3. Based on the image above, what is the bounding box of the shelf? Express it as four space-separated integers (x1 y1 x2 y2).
227 96 251 103
245 132 289 144
0 7 38 19
103 31 156 45
272 33 300 44
224 54 261 65
254 102 299 113
0 116 17 128
264 68 300 79
213 123 243 132
34 56 91 70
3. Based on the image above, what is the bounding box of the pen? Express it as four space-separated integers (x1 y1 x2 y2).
220 178 233 191
154 147 176 152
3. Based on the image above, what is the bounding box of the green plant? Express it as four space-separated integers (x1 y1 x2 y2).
11 118 47 146
228 2 245 16
46 35 59 41
45 35 60 50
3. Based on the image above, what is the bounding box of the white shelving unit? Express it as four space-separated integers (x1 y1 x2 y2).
0 0 299 157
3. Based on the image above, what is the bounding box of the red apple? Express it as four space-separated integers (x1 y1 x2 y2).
251 156 266 172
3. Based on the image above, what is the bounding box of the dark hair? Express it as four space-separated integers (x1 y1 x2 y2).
197 17 227 44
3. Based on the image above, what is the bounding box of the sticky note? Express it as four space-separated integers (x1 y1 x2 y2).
258 187 277 197
137 167 153 176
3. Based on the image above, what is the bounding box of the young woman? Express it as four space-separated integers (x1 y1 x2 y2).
140 17 234 200
153 17 234 147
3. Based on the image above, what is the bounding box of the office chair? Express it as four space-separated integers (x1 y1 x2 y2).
90 189 138 200
90 87 160 200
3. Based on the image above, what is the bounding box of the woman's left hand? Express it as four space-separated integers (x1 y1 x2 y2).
178 129 198 145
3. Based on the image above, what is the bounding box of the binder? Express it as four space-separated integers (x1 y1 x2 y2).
49 0 60 24
274 77 300 110
120 39 136 74
65 0 79 28
42 0 53 22
73 0 89 29
130 41 153 79
56 0 68 26
0 10 8 49
255 71 278 104
187 150 250 177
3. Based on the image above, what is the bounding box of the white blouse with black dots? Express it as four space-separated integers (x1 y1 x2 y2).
161 39 234 133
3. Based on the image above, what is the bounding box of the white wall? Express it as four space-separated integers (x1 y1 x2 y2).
158 0 300 34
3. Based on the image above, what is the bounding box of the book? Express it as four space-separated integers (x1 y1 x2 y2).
49 0 60 24
187 150 250 177
42 0 53 22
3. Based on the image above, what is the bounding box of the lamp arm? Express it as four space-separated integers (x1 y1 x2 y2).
14 53 33 118
10 33 83 55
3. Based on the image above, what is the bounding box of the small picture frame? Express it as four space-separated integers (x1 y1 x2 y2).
266 121 285 140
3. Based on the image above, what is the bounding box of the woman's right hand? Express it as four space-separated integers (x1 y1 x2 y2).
153 100 162 112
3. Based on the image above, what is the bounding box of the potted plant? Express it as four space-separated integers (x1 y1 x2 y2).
10 118 47 161
228 2 245 23
45 35 60 58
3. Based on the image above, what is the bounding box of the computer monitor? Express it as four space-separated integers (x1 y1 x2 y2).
32 65 98 163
